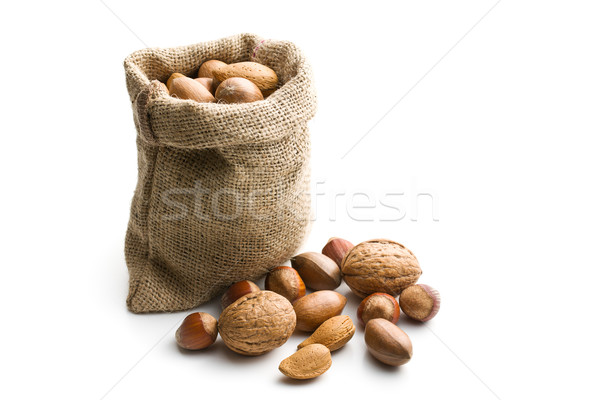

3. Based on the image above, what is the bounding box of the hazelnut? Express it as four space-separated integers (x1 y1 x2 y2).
357 293 400 325
322 237 354 268
221 280 261 309
265 266 306 303
399 284 441 322
175 312 218 350
215 77 264 104
291 252 341 290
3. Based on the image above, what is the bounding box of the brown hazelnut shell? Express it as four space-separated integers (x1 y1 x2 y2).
265 266 306 303
322 237 354 268
399 284 441 322
221 280 261 309
357 292 400 325
175 312 218 350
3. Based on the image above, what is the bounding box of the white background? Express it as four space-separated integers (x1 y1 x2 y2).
1 1 599 399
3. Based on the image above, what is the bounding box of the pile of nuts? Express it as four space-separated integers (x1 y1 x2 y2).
163 60 278 104
175 238 441 379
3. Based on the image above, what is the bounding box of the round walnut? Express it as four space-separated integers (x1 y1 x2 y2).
341 239 422 298
218 290 296 356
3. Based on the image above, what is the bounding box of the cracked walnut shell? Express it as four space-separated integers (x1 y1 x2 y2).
218 290 296 356
341 239 422 298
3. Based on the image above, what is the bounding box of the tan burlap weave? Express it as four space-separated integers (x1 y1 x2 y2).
123 33 316 313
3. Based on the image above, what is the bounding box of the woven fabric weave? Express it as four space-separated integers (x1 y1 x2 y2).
123 33 316 313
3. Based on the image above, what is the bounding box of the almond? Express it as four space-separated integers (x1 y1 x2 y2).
213 61 278 91
297 315 355 351
279 344 331 380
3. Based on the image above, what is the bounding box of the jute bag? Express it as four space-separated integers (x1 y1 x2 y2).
123 33 317 313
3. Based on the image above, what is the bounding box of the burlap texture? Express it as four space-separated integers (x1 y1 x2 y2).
123 33 316 313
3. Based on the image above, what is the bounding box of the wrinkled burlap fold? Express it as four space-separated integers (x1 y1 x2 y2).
123 33 316 313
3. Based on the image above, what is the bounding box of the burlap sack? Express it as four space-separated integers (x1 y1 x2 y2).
123 33 317 313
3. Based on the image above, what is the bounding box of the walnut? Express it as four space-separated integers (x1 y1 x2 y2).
341 239 422 298
218 290 296 356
